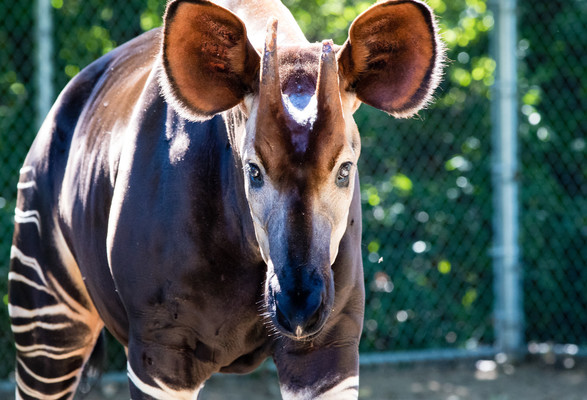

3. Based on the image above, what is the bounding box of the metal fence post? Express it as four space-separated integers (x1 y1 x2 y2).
490 0 523 355
36 0 54 129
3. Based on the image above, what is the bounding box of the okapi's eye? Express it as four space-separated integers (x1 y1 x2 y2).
336 162 352 188
247 163 264 188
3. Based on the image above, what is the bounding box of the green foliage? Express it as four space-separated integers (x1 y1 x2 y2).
517 0 587 344
283 0 372 43
52 0 164 90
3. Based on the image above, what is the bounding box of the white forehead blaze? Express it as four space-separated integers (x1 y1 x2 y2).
283 93 318 127
283 93 318 153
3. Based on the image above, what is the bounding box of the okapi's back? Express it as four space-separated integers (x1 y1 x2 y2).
27 28 160 193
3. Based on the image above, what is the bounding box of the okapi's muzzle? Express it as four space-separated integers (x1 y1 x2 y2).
261 191 336 342
263 212 335 340
269 265 333 340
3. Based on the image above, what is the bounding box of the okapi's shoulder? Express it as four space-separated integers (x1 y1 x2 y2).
59 29 160 107
31 29 160 170
63 28 161 133
26 28 160 185
35 28 161 187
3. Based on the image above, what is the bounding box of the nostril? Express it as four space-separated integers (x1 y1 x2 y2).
274 291 324 337
305 307 321 332
275 302 292 332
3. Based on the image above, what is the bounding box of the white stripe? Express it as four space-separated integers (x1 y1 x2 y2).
19 166 34 175
317 376 359 400
8 303 72 319
15 343 87 360
127 362 202 400
52 223 90 303
14 208 41 220
17 181 37 189
8 266 97 328
15 369 74 400
10 246 49 286
281 376 359 400
8 272 53 294
14 208 42 231
9 300 91 327
47 272 96 321
17 357 81 384
11 320 72 333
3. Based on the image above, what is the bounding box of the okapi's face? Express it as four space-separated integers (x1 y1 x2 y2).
161 0 444 339
241 34 360 339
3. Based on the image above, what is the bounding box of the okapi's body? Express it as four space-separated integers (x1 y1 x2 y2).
8 0 444 399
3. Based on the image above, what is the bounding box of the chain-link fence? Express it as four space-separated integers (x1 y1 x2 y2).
0 0 585 382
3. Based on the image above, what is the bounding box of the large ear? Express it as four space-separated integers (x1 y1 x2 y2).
161 0 260 121
337 0 445 118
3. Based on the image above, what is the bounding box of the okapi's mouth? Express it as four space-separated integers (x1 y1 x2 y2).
264 272 334 341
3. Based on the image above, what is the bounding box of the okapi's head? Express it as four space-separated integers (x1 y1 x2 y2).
160 0 444 339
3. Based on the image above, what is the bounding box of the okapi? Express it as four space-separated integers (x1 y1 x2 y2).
8 0 444 398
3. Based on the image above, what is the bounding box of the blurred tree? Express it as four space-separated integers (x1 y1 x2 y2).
517 0 587 345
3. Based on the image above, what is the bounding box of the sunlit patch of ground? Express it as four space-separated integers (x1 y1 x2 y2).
358 358 587 400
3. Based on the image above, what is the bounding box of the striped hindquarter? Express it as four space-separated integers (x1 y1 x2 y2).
9 166 103 400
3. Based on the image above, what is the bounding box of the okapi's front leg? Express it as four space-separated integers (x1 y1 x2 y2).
273 312 362 400
125 336 206 400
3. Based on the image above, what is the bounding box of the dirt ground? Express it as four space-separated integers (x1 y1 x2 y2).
72 357 587 400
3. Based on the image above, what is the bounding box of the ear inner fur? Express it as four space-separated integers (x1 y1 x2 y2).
337 0 445 118
161 0 260 120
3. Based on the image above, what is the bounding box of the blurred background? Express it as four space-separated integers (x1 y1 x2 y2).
0 0 585 394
